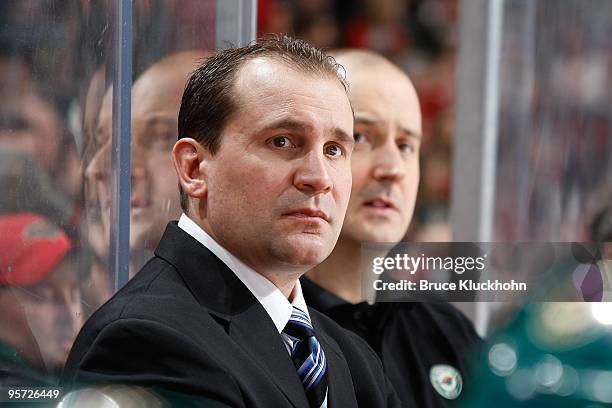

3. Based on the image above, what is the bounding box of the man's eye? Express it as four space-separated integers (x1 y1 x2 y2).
270 136 294 148
354 132 368 143
324 144 343 157
398 143 415 154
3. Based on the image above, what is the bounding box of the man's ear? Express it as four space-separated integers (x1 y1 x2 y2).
172 138 209 200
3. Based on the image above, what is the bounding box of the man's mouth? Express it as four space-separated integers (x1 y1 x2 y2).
283 208 330 222
129 197 152 218
363 198 397 211
130 197 150 209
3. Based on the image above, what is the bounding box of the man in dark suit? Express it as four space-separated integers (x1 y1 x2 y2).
62 36 400 407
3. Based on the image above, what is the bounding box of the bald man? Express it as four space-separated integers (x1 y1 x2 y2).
303 50 481 407
86 51 209 273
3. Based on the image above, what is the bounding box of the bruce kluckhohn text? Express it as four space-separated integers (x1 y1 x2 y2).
373 279 528 292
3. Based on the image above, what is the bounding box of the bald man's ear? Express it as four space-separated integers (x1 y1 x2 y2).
172 138 209 201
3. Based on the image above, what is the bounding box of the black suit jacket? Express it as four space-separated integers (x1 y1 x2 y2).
63 222 399 407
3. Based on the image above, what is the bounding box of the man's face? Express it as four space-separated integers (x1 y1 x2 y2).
84 89 112 257
128 66 185 251
202 58 354 273
8 259 83 372
340 62 422 243
87 64 188 253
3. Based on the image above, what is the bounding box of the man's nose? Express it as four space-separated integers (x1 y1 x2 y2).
85 143 111 183
371 142 406 182
131 152 147 182
130 145 149 185
294 149 333 194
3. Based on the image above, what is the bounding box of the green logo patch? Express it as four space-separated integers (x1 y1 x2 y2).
430 364 462 400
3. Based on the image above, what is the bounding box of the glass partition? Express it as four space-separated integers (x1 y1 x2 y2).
494 0 612 242
0 0 255 388
453 0 612 333
0 1 115 386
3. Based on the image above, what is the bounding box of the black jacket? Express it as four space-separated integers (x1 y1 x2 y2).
62 222 400 407
301 277 482 408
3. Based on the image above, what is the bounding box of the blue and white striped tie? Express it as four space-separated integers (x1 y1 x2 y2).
283 306 328 408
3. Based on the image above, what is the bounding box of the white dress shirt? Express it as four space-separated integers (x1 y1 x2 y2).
178 213 309 353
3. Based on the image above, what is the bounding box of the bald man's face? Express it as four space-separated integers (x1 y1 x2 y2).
129 65 185 250
86 63 188 254
340 62 422 243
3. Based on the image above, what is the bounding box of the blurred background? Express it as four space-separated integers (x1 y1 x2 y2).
0 0 610 401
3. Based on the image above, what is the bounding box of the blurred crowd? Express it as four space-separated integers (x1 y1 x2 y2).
493 0 612 242
0 0 216 387
0 0 610 393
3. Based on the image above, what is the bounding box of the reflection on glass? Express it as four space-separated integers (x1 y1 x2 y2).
0 0 218 388
127 0 215 273
0 1 101 388
0 213 82 385
128 51 211 272
494 0 612 242
88 50 212 276
0 0 276 396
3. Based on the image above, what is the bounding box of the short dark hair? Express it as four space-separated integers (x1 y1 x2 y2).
177 34 347 211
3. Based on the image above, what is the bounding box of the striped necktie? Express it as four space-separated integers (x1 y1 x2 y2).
282 306 328 408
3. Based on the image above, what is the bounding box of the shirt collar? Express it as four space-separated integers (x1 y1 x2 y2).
177 213 309 333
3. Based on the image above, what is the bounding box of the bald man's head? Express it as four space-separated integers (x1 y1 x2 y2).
332 49 402 72
331 50 419 115
132 51 209 118
129 50 212 254
331 49 422 244
87 51 211 259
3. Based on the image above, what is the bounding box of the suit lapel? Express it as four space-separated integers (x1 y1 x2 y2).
311 313 359 408
155 223 309 408
230 305 310 408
